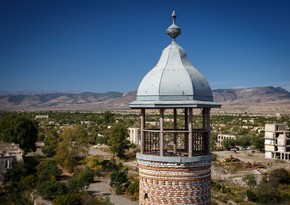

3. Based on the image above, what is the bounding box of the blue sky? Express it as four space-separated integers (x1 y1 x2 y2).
1 0 290 93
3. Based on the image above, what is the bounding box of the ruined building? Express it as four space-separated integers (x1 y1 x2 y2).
0 142 24 174
130 11 221 205
265 123 290 160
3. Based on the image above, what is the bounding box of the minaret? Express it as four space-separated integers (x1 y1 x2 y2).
130 11 221 205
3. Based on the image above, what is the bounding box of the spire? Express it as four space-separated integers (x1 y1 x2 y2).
166 10 181 41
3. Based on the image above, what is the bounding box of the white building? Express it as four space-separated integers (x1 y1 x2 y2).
217 134 236 147
0 142 24 174
264 124 290 160
128 127 140 145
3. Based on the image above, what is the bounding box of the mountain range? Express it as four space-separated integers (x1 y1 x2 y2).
1 86 290 114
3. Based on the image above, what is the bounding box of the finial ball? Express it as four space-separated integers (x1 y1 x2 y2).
172 10 177 18
166 10 181 41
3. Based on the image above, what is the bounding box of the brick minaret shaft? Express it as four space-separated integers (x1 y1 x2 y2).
137 108 212 205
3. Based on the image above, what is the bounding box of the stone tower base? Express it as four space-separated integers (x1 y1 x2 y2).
137 154 212 205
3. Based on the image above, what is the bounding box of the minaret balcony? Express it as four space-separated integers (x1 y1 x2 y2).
142 128 210 157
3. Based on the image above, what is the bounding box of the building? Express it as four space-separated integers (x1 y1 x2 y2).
0 142 24 174
264 124 290 160
129 11 221 205
217 134 236 147
128 127 140 145
35 114 49 120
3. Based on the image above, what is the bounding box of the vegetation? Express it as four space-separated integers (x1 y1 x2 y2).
67 170 94 192
269 168 290 184
126 179 139 199
108 122 130 159
0 110 290 205
37 159 61 181
0 113 38 153
242 173 257 188
110 168 129 195
54 125 90 171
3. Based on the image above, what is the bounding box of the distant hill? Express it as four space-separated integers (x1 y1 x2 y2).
213 86 290 114
0 87 290 114
213 86 290 104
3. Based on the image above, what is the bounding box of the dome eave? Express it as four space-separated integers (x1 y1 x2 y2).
129 99 221 109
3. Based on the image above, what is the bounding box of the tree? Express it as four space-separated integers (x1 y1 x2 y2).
67 170 94 192
242 173 257 188
222 138 236 150
236 135 252 148
54 125 89 171
20 175 36 190
0 113 38 153
255 180 280 204
108 123 130 159
246 189 257 202
110 169 129 194
37 160 61 182
42 128 59 157
52 193 81 205
252 134 264 151
269 168 290 184
4 156 39 193
38 180 67 200
4 161 26 183
127 179 139 197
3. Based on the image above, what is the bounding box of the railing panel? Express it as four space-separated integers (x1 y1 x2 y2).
143 131 160 155
142 129 210 156
192 131 209 156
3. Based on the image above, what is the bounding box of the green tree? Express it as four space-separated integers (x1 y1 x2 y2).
269 168 290 184
246 189 257 202
236 135 252 148
108 123 130 159
103 111 115 124
42 128 59 157
255 180 280 204
4 161 26 184
37 180 67 200
100 159 118 172
0 113 38 153
126 179 139 196
4 156 39 191
67 170 94 192
54 125 89 171
37 160 61 182
242 173 257 188
20 175 37 190
110 169 129 194
252 134 264 151
52 193 81 205
222 138 236 150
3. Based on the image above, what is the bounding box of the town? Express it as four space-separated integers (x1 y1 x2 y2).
0 110 290 204
1 1 290 204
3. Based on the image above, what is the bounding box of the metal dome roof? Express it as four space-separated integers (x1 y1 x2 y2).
130 11 221 109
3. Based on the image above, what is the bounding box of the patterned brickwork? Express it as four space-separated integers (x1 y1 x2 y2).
138 159 212 205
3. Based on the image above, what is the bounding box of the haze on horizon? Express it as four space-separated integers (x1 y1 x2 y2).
1 0 290 93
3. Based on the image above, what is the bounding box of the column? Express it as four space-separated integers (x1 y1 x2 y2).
141 108 145 154
160 109 165 156
184 108 188 152
202 108 210 131
173 108 177 155
203 108 211 154
188 108 193 157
